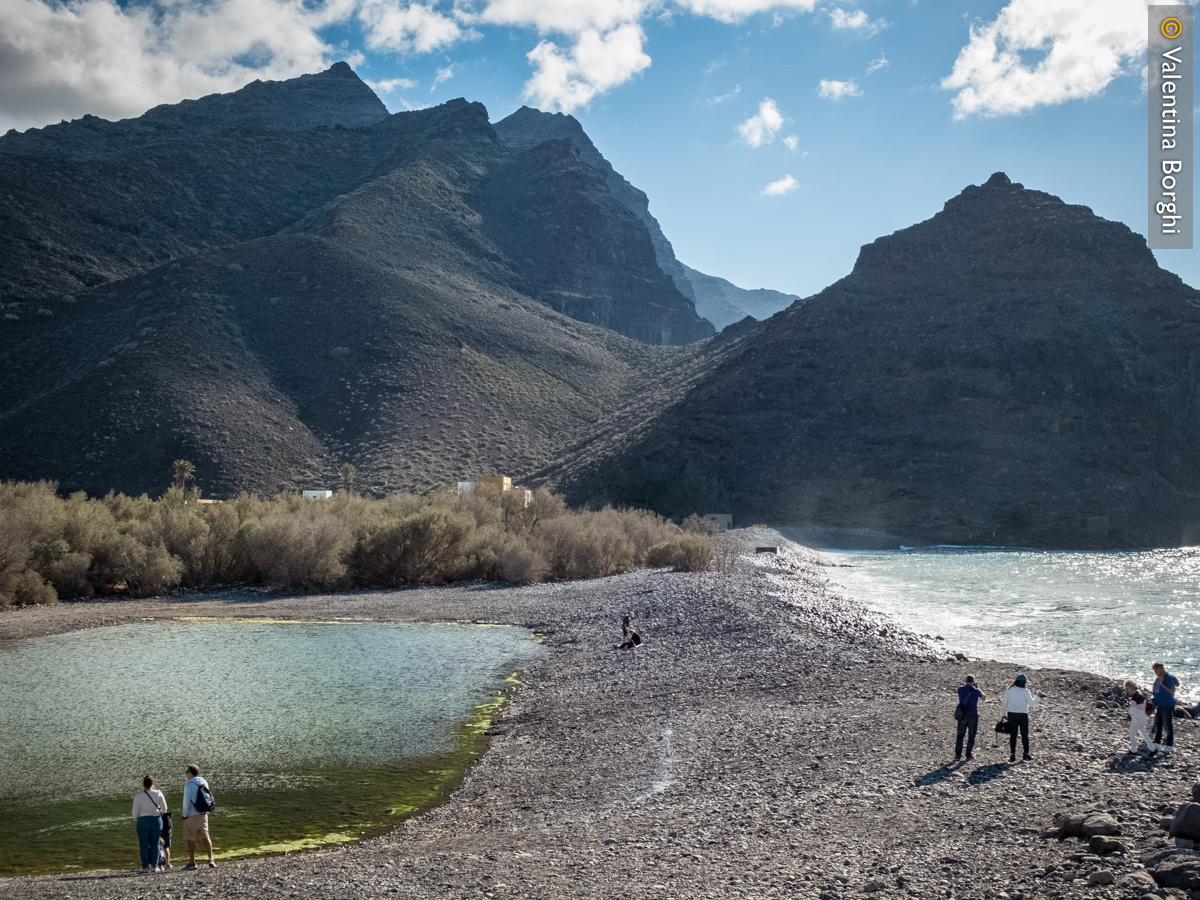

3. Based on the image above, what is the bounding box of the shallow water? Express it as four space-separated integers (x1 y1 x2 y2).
0 620 541 876
824 547 1200 700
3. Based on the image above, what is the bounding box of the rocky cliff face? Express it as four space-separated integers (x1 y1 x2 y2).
0 66 710 498
494 107 699 304
554 173 1200 548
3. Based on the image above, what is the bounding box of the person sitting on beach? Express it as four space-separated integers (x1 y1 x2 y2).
615 615 643 651
1000 674 1040 762
1152 662 1178 754
1125 680 1155 755
954 675 985 762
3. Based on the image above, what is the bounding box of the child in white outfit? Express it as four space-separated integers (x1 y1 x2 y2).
1126 680 1156 753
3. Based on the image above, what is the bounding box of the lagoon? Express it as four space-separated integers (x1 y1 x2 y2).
0 619 542 876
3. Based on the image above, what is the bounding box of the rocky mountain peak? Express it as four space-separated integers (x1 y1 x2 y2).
854 171 1161 285
1 62 388 158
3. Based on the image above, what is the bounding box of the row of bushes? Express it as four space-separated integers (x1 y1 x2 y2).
0 481 716 606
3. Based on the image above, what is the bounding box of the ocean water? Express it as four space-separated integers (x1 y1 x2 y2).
0 620 542 875
823 547 1200 701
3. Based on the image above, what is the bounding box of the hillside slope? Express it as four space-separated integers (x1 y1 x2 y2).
0 68 712 498
552 173 1200 548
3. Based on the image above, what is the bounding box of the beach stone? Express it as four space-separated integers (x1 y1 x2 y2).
1081 813 1122 838
1056 815 1087 838
1170 803 1200 842
1118 871 1157 889
1087 869 1115 885
1089 835 1125 855
862 881 884 893
1151 851 1200 889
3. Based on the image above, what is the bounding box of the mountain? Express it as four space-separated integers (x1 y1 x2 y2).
0 65 714 498
0 62 388 159
680 264 799 330
550 173 1200 548
494 107 793 332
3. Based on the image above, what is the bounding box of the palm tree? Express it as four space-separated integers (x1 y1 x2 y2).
339 463 357 494
173 459 196 492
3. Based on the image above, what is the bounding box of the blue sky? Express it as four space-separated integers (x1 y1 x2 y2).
1 0 1194 296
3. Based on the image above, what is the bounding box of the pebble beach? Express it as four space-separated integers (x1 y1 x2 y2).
2 529 1199 900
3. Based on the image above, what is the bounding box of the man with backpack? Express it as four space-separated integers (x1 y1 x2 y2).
1152 662 1179 754
182 765 216 869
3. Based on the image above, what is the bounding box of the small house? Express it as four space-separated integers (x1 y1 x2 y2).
302 490 333 500
704 514 733 532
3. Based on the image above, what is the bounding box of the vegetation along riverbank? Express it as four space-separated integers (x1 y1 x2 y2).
3 530 1199 898
0 479 713 605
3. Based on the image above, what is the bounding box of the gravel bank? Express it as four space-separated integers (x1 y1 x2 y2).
2 529 1196 900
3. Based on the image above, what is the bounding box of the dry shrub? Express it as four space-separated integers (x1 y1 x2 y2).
353 507 473 586
646 533 712 572
710 533 742 575
243 512 352 590
0 479 714 600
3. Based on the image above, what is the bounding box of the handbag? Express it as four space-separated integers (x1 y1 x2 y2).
953 703 965 721
994 717 1012 734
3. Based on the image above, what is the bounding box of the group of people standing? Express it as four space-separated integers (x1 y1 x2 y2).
132 765 215 874
952 662 1181 762
954 673 1040 762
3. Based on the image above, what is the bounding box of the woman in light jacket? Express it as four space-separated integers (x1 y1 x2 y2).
1001 674 1040 762
132 775 168 873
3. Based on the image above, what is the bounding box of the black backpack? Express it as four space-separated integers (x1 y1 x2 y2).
192 781 215 814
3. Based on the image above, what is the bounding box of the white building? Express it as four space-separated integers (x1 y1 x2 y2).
302 490 333 500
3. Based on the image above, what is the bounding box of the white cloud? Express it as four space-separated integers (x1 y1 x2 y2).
829 7 886 35
867 52 888 73
706 58 728 73
524 23 651 112
431 63 456 90
736 97 784 147
707 84 741 105
677 0 818 25
783 134 798 150
0 0 828 130
357 2 466 53
762 174 798 195
0 0 345 132
942 0 1180 118
817 78 862 99
366 76 418 92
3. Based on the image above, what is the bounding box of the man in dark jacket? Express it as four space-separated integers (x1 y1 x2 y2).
955 675 986 761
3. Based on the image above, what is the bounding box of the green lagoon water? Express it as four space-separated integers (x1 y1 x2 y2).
0 620 542 876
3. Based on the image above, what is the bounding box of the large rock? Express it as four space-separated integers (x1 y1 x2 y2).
1088 835 1125 855
1055 814 1087 838
1080 813 1121 838
1150 850 1200 889
1170 803 1200 841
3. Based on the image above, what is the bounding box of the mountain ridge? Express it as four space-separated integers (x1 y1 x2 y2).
550 172 1200 548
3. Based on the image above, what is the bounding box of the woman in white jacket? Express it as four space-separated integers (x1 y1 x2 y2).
1001 674 1040 762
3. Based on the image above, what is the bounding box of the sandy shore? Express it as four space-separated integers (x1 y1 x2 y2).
1 529 1197 900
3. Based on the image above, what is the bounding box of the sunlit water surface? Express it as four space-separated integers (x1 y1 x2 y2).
824 548 1200 700
0 620 542 876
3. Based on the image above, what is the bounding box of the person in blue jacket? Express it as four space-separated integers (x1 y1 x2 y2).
954 675 986 761
1152 662 1179 755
